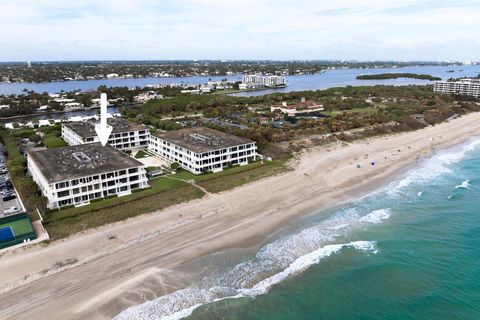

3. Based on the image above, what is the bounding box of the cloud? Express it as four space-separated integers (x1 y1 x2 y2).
0 0 479 61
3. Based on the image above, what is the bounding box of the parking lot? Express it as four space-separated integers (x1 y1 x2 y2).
0 146 24 218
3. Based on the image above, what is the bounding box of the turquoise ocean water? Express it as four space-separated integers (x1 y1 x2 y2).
115 137 480 320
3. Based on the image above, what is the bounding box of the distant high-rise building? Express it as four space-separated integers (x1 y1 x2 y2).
27 61 31 68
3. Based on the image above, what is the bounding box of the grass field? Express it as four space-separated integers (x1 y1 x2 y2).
174 158 291 193
42 134 67 148
0 217 34 236
323 106 382 116
44 184 203 239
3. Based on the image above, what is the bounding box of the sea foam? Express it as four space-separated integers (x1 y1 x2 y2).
455 180 471 189
359 209 391 224
114 241 377 320
379 137 480 198
114 206 387 320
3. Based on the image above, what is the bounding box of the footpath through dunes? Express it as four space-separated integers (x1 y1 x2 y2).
2 112 480 319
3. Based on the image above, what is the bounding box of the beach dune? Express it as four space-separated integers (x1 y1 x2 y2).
1 112 480 319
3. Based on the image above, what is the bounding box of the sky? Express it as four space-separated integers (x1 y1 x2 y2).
0 0 479 62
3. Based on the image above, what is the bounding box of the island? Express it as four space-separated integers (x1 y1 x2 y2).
356 73 441 81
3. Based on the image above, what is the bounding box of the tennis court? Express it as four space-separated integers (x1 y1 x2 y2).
0 226 14 242
0 214 36 249
0 218 33 236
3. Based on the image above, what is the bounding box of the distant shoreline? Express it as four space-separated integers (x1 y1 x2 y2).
356 73 442 81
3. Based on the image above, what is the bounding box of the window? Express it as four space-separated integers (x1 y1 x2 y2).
58 190 70 198
59 199 72 206
55 181 68 189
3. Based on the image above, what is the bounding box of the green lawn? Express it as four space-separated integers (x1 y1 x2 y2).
0 218 34 236
44 184 203 239
174 157 291 193
47 177 187 219
43 177 196 239
42 134 67 148
134 150 149 158
324 107 380 116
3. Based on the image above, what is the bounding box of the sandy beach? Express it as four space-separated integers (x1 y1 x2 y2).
1 112 480 320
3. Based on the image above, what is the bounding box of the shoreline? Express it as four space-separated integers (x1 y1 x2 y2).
2 112 480 319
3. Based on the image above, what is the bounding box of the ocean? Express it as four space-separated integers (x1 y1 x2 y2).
115 137 480 320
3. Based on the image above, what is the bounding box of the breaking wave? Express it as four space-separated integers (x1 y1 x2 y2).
114 241 377 320
380 137 480 198
455 180 471 189
114 204 389 320
359 209 391 224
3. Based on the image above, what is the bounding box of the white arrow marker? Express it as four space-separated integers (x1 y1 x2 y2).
95 93 113 147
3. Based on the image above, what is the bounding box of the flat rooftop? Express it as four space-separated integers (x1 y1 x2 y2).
28 143 143 183
63 118 146 139
152 127 254 153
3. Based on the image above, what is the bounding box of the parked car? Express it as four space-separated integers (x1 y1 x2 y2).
3 194 17 201
1 189 15 197
0 181 12 189
3 206 20 215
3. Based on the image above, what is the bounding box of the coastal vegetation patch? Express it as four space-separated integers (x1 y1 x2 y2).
356 73 441 81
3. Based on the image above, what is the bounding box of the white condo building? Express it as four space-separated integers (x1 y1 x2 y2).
27 143 148 209
62 118 149 150
241 75 286 89
148 127 257 174
242 75 264 85
263 75 287 87
433 79 480 98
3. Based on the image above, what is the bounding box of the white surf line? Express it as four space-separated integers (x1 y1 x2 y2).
114 241 378 320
